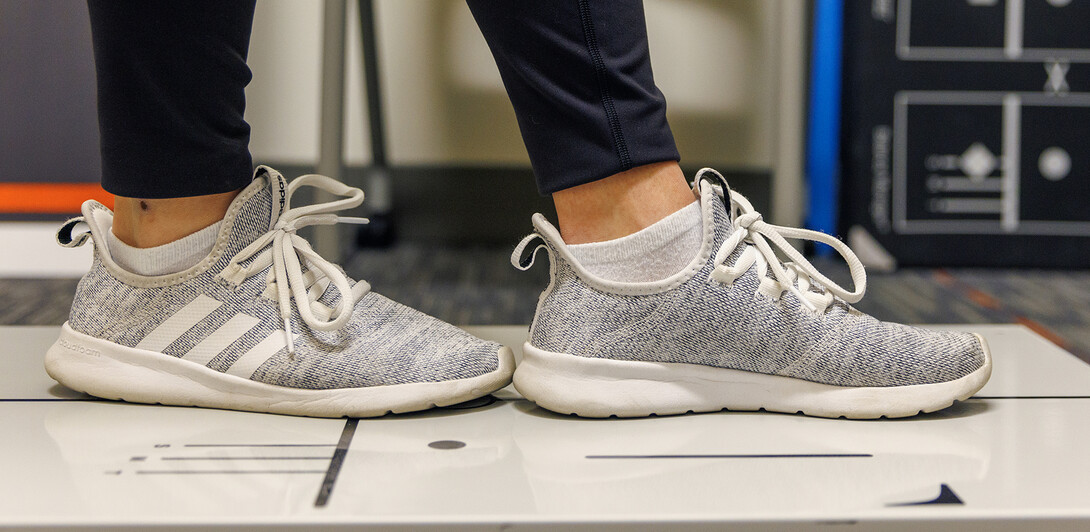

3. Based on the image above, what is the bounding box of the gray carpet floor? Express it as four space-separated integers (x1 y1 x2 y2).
2 245 1087 364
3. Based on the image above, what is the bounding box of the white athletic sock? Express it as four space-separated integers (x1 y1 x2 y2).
568 201 702 283
107 221 223 276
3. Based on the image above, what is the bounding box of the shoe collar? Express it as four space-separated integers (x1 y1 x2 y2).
522 170 729 296
56 167 280 288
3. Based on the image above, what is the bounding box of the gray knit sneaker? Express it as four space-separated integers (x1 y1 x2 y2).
45 166 513 417
510 168 991 419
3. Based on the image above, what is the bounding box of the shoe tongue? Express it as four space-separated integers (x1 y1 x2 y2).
697 178 735 238
264 166 289 229
217 166 285 260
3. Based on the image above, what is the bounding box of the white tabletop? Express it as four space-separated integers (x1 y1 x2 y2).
2 324 1089 531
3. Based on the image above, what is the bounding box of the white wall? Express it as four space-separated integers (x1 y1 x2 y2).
244 0 782 169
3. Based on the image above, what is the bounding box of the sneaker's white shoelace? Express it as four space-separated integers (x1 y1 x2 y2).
712 189 866 313
222 174 371 352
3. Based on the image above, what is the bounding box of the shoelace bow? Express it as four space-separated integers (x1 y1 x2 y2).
221 174 371 353
711 189 866 313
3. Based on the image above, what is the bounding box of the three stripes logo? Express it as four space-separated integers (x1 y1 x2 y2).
135 295 290 379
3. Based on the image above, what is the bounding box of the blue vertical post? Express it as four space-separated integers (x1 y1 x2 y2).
806 0 844 255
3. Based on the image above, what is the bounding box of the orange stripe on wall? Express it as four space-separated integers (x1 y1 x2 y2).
0 183 114 213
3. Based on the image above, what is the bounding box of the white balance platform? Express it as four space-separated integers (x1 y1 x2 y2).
2 324 1089 531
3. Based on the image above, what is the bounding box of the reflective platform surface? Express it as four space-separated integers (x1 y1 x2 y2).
2 324 1089 531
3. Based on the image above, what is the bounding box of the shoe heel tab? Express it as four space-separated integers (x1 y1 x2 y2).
56 200 110 248
511 213 570 271
56 217 90 248
511 233 549 271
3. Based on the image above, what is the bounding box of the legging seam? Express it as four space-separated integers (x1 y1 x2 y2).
577 0 632 171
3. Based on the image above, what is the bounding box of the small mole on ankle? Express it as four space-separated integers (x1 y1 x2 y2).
139 201 149 211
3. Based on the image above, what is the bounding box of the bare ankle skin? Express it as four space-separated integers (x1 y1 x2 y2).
551 161 696 244
111 189 242 248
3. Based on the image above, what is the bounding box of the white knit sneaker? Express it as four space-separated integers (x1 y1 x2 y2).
46 166 514 417
510 168 991 419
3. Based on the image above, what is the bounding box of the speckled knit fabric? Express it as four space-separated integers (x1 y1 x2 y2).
526 179 986 388
67 168 501 390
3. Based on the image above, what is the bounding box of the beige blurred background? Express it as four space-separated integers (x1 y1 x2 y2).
245 0 807 226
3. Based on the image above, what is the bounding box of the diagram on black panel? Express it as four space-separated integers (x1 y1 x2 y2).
843 1 1090 265
892 91 1090 235
897 0 1090 62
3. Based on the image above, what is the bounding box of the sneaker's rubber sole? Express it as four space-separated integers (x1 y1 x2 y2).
45 323 515 418
513 334 993 419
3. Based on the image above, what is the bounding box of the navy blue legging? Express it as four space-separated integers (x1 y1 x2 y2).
87 0 678 198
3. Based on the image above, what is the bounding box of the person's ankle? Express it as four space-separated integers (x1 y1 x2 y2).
551 161 695 245
111 189 241 248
